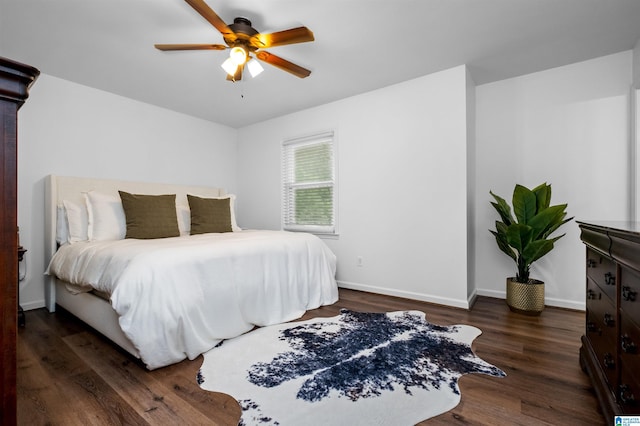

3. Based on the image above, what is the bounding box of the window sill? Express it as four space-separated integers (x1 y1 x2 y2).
316 233 339 240
283 228 339 239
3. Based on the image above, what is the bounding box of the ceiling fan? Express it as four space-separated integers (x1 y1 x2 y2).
155 0 314 82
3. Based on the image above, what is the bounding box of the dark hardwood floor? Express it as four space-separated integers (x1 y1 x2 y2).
17 288 604 425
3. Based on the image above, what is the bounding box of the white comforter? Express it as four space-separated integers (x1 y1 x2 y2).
47 230 338 369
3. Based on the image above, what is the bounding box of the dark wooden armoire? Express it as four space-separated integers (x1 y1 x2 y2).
0 57 39 424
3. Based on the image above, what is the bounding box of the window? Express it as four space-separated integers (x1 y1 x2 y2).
282 131 336 235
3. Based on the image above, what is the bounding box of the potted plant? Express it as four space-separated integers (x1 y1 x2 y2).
489 183 573 315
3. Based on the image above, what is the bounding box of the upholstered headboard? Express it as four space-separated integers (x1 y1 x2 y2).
44 174 225 311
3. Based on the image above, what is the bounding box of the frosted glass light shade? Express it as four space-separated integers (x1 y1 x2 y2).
221 58 238 76
247 58 264 77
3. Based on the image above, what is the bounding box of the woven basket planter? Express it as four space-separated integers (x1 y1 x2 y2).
506 277 545 315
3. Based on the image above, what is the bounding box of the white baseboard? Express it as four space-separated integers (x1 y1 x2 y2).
20 299 46 311
337 282 585 312
467 288 478 308
475 288 585 311
475 288 505 299
543 297 585 311
337 280 473 310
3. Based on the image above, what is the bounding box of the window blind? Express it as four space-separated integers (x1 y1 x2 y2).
282 131 336 234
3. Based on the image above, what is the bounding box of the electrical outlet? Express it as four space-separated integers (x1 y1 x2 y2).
356 256 363 267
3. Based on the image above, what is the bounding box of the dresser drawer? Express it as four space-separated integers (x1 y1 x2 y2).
619 362 640 414
616 298 640 414
620 313 640 373
587 277 617 331
587 248 617 301
621 266 640 327
586 309 619 388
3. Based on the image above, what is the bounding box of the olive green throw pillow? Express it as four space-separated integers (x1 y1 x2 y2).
188 194 232 234
118 191 180 239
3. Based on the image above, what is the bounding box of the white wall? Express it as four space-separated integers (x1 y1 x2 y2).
466 68 477 301
237 66 474 308
17 74 237 309
633 39 640 88
475 51 632 309
633 39 640 219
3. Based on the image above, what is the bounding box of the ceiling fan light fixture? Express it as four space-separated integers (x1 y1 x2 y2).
247 58 264 77
229 45 248 66
221 57 238 76
155 2 314 81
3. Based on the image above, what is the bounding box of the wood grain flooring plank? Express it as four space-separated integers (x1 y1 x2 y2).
16 333 72 425
156 370 242 425
64 331 218 425
17 312 149 426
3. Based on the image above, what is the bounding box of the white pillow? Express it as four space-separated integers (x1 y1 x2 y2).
56 205 69 245
63 199 89 243
85 191 126 241
177 205 190 236
227 194 241 232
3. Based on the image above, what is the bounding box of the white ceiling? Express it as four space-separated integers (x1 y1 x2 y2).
2 0 640 128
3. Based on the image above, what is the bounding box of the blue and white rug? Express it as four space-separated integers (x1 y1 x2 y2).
197 309 505 425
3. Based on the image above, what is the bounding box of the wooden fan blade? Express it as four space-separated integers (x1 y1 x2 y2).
155 43 227 51
256 51 311 78
184 0 236 41
250 26 314 49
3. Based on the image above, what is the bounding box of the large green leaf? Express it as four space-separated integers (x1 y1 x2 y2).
492 221 516 258
532 182 551 211
490 191 515 226
513 185 537 224
521 239 555 264
490 229 517 261
543 215 574 239
506 223 533 254
527 204 567 240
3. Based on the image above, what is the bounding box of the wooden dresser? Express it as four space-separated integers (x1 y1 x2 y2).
0 57 39 425
578 221 640 419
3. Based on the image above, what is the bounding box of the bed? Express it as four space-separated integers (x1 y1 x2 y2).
44 175 338 369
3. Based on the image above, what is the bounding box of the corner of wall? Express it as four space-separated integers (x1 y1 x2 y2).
632 86 638 222
633 38 640 89
465 66 477 300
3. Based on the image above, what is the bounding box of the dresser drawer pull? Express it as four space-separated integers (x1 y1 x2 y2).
619 384 635 405
622 335 638 354
603 353 616 369
587 259 597 268
604 272 616 286
604 313 615 327
623 286 637 302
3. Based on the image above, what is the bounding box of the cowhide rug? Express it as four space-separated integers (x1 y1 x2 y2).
198 309 505 425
